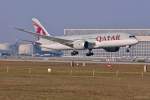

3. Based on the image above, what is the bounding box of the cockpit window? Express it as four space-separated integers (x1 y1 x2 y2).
129 35 135 38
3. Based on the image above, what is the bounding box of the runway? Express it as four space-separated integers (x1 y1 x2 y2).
0 56 150 65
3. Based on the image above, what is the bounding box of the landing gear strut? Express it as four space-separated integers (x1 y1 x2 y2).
86 49 94 56
126 48 130 52
71 50 79 56
126 45 131 53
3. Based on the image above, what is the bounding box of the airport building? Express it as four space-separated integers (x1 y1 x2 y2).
17 42 63 57
0 43 12 56
63 29 150 61
0 41 63 57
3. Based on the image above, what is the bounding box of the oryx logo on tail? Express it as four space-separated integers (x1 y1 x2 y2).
32 18 50 36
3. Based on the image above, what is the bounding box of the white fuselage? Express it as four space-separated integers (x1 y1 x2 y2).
37 32 138 50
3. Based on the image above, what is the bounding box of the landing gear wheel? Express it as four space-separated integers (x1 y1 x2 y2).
86 49 94 56
126 49 130 52
126 45 131 53
71 51 79 56
86 52 94 56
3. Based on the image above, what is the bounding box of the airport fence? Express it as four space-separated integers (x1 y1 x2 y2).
0 60 150 80
0 65 150 80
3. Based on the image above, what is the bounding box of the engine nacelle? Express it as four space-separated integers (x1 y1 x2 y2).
73 40 90 49
103 47 120 52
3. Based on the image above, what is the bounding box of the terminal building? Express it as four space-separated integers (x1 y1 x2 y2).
63 29 150 61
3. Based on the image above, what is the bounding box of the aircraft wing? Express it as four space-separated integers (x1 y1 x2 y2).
16 28 74 48
20 39 61 50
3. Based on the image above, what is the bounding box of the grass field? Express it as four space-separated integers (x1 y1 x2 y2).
0 61 150 100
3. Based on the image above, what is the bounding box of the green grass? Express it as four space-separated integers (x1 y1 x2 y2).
0 61 150 100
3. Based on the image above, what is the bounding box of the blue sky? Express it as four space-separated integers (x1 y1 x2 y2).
0 0 150 43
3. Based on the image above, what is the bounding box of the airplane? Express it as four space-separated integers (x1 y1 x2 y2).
16 18 138 56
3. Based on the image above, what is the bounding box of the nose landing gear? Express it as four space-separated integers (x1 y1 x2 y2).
126 45 131 53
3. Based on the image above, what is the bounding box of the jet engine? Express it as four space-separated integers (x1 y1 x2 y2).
73 40 93 49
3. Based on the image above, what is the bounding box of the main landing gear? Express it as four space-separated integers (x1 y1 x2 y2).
71 50 79 56
71 49 94 56
86 49 94 56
